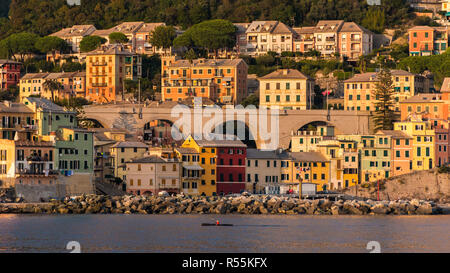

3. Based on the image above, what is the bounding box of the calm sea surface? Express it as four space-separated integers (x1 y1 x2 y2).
0 214 448 253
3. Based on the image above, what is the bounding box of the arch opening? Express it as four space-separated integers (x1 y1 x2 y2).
143 119 180 147
212 120 256 149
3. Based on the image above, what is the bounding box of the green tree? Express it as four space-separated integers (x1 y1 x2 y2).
108 32 128 44
150 25 176 54
35 36 69 62
174 19 236 57
372 68 396 131
240 94 259 108
0 32 39 61
362 7 385 34
79 35 107 53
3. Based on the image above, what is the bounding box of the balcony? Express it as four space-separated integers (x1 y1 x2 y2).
91 62 107 66
17 169 58 176
92 83 107 87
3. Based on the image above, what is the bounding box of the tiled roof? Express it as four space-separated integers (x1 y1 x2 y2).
168 58 246 68
289 152 328 162
400 94 443 103
195 138 247 148
137 22 165 33
86 44 135 56
50 25 96 38
314 20 344 33
376 130 412 139
246 149 290 159
23 97 69 113
128 155 178 163
259 69 309 80
111 141 148 148
175 147 199 154
0 59 21 65
441 77 450 93
343 70 415 82
246 21 278 33
340 22 372 34
21 73 50 80
92 21 144 36
0 101 34 113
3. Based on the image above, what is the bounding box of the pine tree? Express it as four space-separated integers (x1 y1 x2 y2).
372 68 396 131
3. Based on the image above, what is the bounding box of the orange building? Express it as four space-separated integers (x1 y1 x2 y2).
161 57 248 104
408 26 449 56
86 44 142 103
400 93 449 121
376 130 413 176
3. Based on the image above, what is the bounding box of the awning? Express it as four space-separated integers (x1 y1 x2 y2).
182 163 203 171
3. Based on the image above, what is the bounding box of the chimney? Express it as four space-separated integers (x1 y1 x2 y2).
283 69 289 75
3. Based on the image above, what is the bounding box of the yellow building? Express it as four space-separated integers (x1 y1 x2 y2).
259 69 314 110
344 70 429 112
0 101 35 140
110 141 148 181
86 44 142 103
281 152 330 193
19 73 49 101
394 119 435 170
180 136 217 196
290 125 335 152
175 147 202 196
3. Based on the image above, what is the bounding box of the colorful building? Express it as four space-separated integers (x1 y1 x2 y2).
408 26 449 56
394 119 435 170
85 44 142 103
338 22 373 61
0 101 35 140
376 130 413 176
161 57 248 104
286 152 330 192
19 73 49 101
125 155 181 195
259 69 314 110
344 70 432 112
243 21 295 55
400 93 449 122
175 147 202 196
0 60 21 90
50 25 96 53
110 141 148 181
245 149 288 194
135 22 167 55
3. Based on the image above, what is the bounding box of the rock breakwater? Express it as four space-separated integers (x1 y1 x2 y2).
0 194 444 215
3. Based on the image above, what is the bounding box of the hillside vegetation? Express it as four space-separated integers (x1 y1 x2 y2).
0 0 412 39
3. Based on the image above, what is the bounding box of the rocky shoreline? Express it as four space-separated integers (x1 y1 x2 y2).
0 194 445 215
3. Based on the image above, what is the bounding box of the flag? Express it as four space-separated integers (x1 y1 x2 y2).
322 90 332 96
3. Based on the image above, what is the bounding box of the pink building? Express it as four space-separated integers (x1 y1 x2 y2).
433 120 449 167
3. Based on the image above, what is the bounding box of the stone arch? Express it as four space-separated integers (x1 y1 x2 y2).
211 119 257 148
142 118 180 146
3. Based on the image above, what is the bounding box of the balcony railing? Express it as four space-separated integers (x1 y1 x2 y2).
91 62 107 66
92 83 107 87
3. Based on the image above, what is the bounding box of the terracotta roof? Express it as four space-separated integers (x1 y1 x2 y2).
137 22 165 33
195 139 247 148
343 70 415 82
175 147 198 154
259 69 309 80
0 101 34 113
0 59 21 65
111 141 148 148
168 58 246 68
21 73 50 80
86 44 135 56
246 21 279 33
400 93 443 103
441 78 450 93
340 22 372 34
23 97 70 113
50 25 96 38
293 27 315 35
128 155 177 164
289 152 328 162
93 22 144 36
376 130 412 139
314 20 344 33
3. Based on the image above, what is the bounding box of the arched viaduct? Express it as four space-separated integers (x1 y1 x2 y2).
83 103 372 149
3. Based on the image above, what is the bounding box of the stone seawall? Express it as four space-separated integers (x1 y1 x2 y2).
0 194 444 215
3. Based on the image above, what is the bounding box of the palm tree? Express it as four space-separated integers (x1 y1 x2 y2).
43 80 64 102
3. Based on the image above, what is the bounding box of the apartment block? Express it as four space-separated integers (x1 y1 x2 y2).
344 70 431 112
243 21 295 55
50 25 96 53
135 22 166 55
259 69 314 110
125 156 181 195
408 26 449 56
376 130 413 176
338 22 373 60
92 22 144 52
0 60 21 90
86 44 142 103
161 57 248 104
175 147 202 196
110 141 149 181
